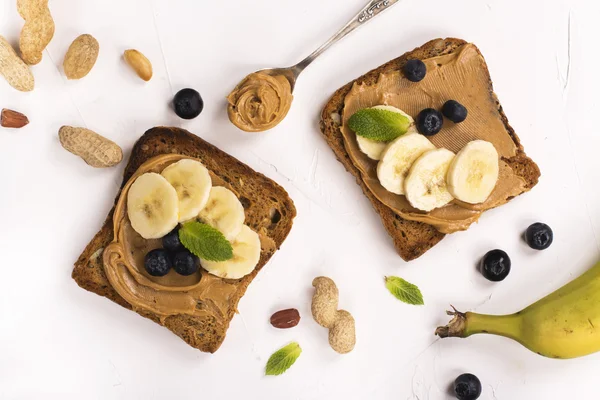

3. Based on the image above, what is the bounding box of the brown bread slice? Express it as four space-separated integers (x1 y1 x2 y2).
320 38 540 261
72 127 296 353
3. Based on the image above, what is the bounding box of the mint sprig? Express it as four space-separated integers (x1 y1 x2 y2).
385 276 424 305
265 342 302 376
348 108 411 142
179 221 233 261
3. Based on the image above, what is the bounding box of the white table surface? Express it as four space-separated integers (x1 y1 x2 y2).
1 0 599 398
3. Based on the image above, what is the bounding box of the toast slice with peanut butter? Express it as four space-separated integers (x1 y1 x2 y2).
320 38 540 261
72 127 296 353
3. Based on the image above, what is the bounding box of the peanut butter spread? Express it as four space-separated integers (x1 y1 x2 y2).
227 72 293 132
103 154 276 323
340 43 526 233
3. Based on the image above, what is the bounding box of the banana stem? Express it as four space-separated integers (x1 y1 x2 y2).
436 308 522 341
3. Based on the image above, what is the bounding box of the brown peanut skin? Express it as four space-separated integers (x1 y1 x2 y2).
270 308 300 329
58 126 122 168
1 109 29 128
311 276 356 354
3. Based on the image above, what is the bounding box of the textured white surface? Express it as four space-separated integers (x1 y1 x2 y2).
1 0 599 398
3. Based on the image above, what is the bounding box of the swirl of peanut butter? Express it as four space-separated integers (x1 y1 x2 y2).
340 43 528 234
227 72 293 132
103 154 276 325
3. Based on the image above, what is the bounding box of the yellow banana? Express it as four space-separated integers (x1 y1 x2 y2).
436 260 600 359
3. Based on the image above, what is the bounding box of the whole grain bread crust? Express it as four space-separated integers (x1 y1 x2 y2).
320 38 540 261
72 127 296 353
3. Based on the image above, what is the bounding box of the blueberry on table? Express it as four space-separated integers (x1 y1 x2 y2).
525 222 553 250
454 373 482 400
173 250 200 276
403 59 427 82
144 249 172 277
162 227 183 252
442 100 468 123
416 108 443 136
173 88 204 119
480 249 511 282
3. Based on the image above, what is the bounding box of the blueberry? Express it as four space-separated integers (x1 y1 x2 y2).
454 373 482 400
162 227 183 252
173 88 203 119
144 249 172 277
416 108 444 136
172 250 200 276
442 100 468 123
525 222 553 250
480 249 511 282
403 59 427 82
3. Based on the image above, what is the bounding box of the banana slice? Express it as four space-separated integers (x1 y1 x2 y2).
404 148 455 212
161 159 212 222
356 137 388 161
198 186 245 240
356 105 415 160
376 133 436 195
127 173 179 239
447 140 499 204
200 225 261 279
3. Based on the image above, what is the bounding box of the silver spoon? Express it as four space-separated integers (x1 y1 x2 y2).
257 0 401 92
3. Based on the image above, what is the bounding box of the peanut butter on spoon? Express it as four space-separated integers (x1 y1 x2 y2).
226 0 401 132
227 72 293 132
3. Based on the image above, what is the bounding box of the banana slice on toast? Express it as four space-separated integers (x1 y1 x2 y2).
127 173 179 239
356 105 414 160
198 186 245 240
405 148 455 212
447 140 499 204
377 133 435 195
200 225 261 279
161 159 212 222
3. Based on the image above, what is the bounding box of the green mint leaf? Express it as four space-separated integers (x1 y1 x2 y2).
348 108 411 142
179 221 233 262
385 276 424 305
265 342 302 376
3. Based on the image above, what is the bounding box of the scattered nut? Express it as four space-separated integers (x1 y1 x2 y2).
58 126 122 168
270 308 301 329
328 310 355 354
1 109 29 128
0 36 34 92
311 277 356 354
17 0 55 65
124 49 152 81
311 277 339 328
63 34 99 80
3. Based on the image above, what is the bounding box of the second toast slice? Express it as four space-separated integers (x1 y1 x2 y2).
320 38 540 261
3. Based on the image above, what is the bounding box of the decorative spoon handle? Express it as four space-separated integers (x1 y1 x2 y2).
294 0 400 72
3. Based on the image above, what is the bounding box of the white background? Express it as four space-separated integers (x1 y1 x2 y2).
1 0 599 398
